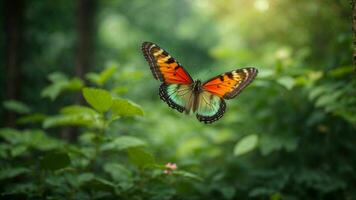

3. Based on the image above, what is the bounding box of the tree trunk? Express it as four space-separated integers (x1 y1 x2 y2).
352 0 356 68
4 0 24 127
61 0 95 141
75 0 95 79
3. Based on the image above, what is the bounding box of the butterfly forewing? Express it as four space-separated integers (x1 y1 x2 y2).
202 67 258 99
142 42 193 84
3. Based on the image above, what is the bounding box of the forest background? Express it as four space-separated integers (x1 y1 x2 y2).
1 0 356 199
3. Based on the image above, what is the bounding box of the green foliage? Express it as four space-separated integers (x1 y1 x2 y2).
86 64 118 86
233 134 258 156
111 98 144 117
82 87 113 113
3 100 31 114
40 152 70 171
127 147 156 168
41 72 84 101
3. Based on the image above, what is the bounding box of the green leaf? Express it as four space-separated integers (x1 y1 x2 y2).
43 113 99 129
234 134 259 156
11 145 28 157
127 147 155 168
48 72 68 82
104 163 133 189
111 98 144 117
0 167 30 180
3 100 31 114
86 64 117 86
40 152 70 171
173 170 203 182
60 105 98 115
82 87 112 112
98 64 117 85
112 86 129 95
259 133 298 156
0 128 62 151
41 72 83 100
64 78 84 91
81 178 116 192
17 113 47 124
276 76 295 90
329 65 354 77
101 136 146 151
41 81 67 100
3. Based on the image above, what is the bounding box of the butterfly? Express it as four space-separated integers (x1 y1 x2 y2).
141 42 258 124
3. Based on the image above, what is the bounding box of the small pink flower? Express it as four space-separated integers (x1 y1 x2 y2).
164 162 178 174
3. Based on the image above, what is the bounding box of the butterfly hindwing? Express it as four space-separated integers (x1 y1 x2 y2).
142 42 193 84
159 83 194 113
195 91 226 124
202 67 258 99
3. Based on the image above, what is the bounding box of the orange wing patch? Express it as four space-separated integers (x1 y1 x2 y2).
142 42 193 84
202 68 258 99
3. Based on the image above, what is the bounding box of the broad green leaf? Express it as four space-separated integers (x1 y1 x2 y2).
315 91 343 108
276 76 295 90
40 152 70 171
85 73 100 85
41 81 67 100
86 64 117 86
0 128 21 144
64 78 84 91
259 133 300 155
41 73 83 100
43 114 99 129
11 145 28 157
220 186 236 200
104 163 133 189
330 65 354 77
17 113 47 124
112 86 129 95
127 147 155 168
81 178 116 192
48 72 68 82
101 136 146 151
0 167 30 180
111 98 144 117
0 128 62 151
82 87 112 112
234 134 258 156
98 65 117 85
173 170 203 182
79 132 104 145
3 100 31 114
60 105 98 115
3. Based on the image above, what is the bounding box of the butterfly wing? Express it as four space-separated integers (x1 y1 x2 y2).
202 67 258 99
195 91 226 124
159 83 194 114
195 67 258 123
142 42 193 84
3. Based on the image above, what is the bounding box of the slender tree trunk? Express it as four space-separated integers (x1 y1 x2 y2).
61 0 95 141
4 0 24 127
352 0 356 68
75 0 95 79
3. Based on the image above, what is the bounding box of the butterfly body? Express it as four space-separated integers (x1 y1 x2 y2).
142 42 258 124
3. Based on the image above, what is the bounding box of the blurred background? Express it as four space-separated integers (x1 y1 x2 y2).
1 0 356 199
